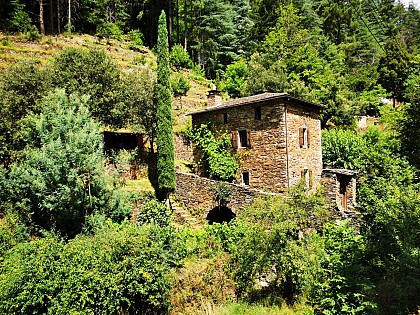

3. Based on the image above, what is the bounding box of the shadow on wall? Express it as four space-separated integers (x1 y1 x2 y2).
206 206 236 224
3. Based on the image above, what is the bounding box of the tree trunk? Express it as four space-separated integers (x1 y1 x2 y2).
40 0 45 34
183 0 187 49
168 0 173 48
67 0 71 33
50 0 54 33
176 0 179 44
57 0 61 33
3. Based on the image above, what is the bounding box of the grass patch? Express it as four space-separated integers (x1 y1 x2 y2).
205 302 313 315
123 178 154 193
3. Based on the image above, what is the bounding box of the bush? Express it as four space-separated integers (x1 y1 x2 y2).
97 22 123 39
171 72 191 98
2 90 131 237
0 213 28 254
137 199 172 228
128 29 144 47
51 47 127 127
212 182 233 207
170 44 193 69
7 1 32 33
230 188 329 302
230 188 377 313
191 122 238 182
25 25 41 41
0 222 174 314
221 60 249 98
310 221 377 314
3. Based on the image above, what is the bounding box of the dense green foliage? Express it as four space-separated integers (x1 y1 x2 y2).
51 47 127 127
0 90 131 237
0 222 174 314
137 199 172 227
170 44 193 69
322 126 420 314
229 186 377 314
156 11 176 196
0 60 51 166
0 47 157 167
190 122 239 182
400 68 420 169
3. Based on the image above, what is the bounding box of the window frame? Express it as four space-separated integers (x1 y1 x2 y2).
223 112 228 124
254 106 262 120
238 129 251 148
299 126 309 148
241 171 250 186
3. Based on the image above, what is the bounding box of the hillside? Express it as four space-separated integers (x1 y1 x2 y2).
0 32 211 121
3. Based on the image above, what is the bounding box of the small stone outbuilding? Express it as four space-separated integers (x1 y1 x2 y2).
322 169 358 213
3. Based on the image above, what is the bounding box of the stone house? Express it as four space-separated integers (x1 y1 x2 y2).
189 90 325 194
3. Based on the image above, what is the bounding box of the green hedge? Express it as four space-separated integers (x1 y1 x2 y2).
0 222 173 314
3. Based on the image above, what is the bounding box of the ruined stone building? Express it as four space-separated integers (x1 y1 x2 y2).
185 90 357 213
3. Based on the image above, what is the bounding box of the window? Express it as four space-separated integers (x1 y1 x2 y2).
238 130 251 148
299 127 309 148
301 168 308 187
242 171 250 185
223 112 228 124
255 107 262 120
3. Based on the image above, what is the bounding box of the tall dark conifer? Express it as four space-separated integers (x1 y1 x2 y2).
156 10 176 199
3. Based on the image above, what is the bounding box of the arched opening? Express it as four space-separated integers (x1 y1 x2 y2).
206 206 236 224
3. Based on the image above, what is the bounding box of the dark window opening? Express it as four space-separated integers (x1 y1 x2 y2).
299 127 308 148
242 171 250 185
206 206 236 224
238 130 251 147
223 112 228 124
301 169 308 187
255 107 262 120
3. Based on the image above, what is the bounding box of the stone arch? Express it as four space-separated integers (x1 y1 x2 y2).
206 205 236 224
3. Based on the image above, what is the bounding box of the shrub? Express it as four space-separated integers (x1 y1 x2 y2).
51 47 127 127
97 22 123 39
170 44 193 69
230 188 329 302
7 1 32 33
137 199 172 228
25 25 41 41
191 122 238 182
128 29 144 47
171 72 191 98
0 213 28 254
0 222 174 314
221 60 249 98
212 182 233 207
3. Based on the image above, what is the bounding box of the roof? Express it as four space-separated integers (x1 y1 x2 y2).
188 92 326 116
323 169 359 176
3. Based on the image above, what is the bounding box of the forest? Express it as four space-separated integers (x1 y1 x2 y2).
0 0 420 314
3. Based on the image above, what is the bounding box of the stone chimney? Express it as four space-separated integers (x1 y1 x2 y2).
207 86 222 107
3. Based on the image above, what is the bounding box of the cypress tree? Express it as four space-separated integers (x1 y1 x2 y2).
156 10 176 198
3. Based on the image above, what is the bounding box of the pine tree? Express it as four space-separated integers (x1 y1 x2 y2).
156 10 176 198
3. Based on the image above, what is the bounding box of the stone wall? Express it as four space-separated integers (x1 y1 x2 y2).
174 134 194 162
286 103 323 188
175 171 273 219
191 98 322 193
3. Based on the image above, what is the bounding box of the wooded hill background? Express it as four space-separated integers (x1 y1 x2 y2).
1 0 419 128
